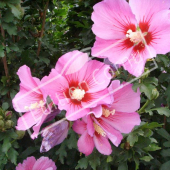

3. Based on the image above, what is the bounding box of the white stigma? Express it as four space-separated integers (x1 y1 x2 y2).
126 29 145 44
72 89 85 100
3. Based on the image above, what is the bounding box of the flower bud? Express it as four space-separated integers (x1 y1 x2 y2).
0 120 4 128
141 68 150 79
0 115 3 120
5 111 12 119
151 88 159 100
16 130 25 139
5 120 14 129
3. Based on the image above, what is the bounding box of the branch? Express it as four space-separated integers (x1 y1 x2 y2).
0 13 9 79
37 0 49 56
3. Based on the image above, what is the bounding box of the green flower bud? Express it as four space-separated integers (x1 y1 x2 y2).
0 120 5 128
16 130 25 139
5 111 12 119
151 88 159 100
5 120 14 129
141 68 150 79
0 115 3 120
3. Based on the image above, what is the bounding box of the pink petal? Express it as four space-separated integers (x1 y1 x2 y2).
109 80 141 112
77 131 94 156
83 60 111 93
55 50 89 75
91 105 103 118
91 37 133 64
95 118 123 147
65 102 90 121
41 69 69 105
92 0 137 39
148 10 170 54
12 86 42 112
101 111 141 133
31 114 47 139
16 156 36 170
32 157 57 170
17 65 41 93
129 0 170 23
93 133 112 155
122 46 156 77
16 108 44 131
86 115 95 137
72 119 87 135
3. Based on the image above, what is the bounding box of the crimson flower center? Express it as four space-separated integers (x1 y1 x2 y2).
126 29 147 45
71 89 85 101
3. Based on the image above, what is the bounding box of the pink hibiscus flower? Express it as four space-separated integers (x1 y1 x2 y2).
73 80 141 155
91 0 170 76
12 65 56 139
16 156 57 170
41 50 112 121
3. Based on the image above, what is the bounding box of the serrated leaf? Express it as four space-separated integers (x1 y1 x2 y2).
9 44 19 51
8 148 18 165
151 107 170 117
8 4 21 19
2 137 11 154
140 83 155 100
127 133 138 146
2 23 17 35
88 154 100 170
144 77 158 86
75 158 88 169
144 144 161 152
157 128 170 141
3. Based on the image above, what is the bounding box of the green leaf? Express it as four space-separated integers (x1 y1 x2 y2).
163 141 170 147
140 156 153 162
75 158 88 169
6 0 21 4
144 77 158 86
127 133 138 146
161 149 170 157
2 23 17 35
87 153 101 170
118 162 128 170
151 107 170 117
157 128 170 141
2 137 11 154
140 83 155 100
2 102 9 111
8 148 18 165
0 2 6 8
144 144 161 152
0 45 5 58
141 122 162 129
9 44 19 51
3 9 14 23
40 57 50 65
160 161 170 170
8 4 21 19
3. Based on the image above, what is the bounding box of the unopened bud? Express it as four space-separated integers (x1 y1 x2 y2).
5 111 12 119
0 115 3 120
5 120 14 129
124 142 131 150
0 120 5 128
16 130 25 139
141 68 150 79
151 88 159 100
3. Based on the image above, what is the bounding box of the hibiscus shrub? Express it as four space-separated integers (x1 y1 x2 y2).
0 0 170 170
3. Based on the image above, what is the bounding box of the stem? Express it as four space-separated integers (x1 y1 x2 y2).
138 99 150 114
0 13 9 79
163 116 166 129
37 0 49 56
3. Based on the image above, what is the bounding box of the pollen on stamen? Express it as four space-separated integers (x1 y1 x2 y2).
93 123 106 137
102 108 115 117
71 89 85 100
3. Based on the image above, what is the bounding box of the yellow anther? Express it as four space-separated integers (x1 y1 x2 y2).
102 108 115 117
93 123 106 137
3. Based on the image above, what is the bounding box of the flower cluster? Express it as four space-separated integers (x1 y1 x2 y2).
12 0 170 160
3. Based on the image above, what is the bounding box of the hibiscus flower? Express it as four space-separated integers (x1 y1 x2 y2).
41 50 112 121
91 0 170 76
73 80 141 155
16 156 57 170
12 65 57 139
